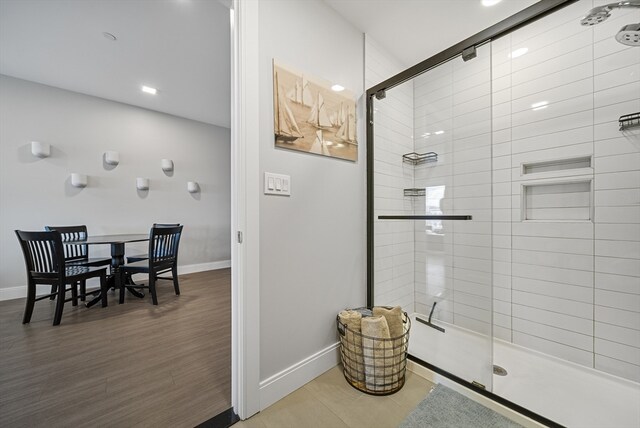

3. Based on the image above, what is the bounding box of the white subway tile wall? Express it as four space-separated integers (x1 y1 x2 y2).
506 0 639 381
366 36 416 312
369 0 640 383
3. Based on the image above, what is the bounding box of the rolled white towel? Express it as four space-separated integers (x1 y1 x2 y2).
338 310 364 382
361 315 395 391
373 306 404 338
373 306 405 389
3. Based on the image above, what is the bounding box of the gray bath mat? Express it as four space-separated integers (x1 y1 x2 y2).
399 384 524 428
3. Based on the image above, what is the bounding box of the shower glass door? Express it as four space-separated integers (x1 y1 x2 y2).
372 43 493 390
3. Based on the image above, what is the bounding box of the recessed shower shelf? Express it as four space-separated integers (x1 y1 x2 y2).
404 188 426 197
619 112 640 131
402 152 438 165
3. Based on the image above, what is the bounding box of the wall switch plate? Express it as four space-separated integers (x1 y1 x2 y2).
264 172 291 196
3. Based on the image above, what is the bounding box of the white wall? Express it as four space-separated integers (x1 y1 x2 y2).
0 75 231 297
256 0 366 403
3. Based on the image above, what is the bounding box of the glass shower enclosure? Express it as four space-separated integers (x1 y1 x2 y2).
369 43 494 390
366 0 640 426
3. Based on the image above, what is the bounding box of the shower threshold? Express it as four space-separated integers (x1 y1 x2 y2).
408 314 640 428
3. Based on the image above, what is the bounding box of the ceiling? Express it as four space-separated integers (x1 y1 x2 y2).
0 0 541 126
324 0 540 67
0 0 231 128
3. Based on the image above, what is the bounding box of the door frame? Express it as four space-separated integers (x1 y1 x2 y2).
230 0 261 420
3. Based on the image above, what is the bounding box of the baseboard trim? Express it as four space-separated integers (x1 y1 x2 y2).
178 260 231 275
259 342 340 410
0 259 232 301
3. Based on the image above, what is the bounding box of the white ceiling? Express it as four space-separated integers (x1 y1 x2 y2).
324 0 540 67
0 0 542 126
0 0 231 128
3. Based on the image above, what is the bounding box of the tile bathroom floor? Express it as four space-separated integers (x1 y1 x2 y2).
235 366 434 428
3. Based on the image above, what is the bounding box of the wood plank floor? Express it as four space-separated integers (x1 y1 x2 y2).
236 366 435 428
0 269 231 428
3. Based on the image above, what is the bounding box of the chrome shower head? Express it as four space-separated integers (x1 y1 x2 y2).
580 5 612 26
580 1 640 27
616 23 640 46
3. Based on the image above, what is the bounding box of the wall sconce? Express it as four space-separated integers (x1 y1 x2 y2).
161 159 174 172
104 151 120 166
187 181 199 193
70 173 88 188
31 141 50 158
136 177 149 190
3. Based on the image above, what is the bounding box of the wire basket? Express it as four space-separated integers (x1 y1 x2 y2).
336 307 411 395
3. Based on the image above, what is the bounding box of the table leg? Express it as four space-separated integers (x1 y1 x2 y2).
86 274 115 308
85 242 144 307
111 242 145 298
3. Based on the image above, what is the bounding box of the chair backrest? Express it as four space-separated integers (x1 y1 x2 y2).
15 230 65 280
148 225 183 269
154 223 180 227
45 225 88 262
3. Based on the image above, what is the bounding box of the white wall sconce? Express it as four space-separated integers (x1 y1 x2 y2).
187 181 199 193
161 159 174 172
104 151 120 166
136 177 149 190
70 173 88 188
31 141 50 158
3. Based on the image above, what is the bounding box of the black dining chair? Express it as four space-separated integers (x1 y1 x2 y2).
15 230 109 326
118 225 183 305
126 223 181 263
45 225 111 301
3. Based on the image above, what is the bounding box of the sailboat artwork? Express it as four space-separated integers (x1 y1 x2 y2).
307 93 332 129
286 78 313 107
273 59 358 162
336 105 356 143
274 71 303 143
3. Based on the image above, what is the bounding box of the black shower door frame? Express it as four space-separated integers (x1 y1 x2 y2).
365 1 579 426
365 0 579 307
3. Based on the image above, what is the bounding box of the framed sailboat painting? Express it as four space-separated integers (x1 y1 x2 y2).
273 60 357 162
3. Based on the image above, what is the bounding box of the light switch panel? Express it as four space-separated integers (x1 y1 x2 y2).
264 172 291 196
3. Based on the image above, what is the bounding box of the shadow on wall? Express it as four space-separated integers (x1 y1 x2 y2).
64 175 84 197
17 143 67 166
102 153 117 171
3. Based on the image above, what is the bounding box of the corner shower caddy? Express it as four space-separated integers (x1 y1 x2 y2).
402 151 438 165
402 152 438 197
619 112 640 130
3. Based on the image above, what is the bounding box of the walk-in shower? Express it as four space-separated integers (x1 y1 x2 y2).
366 0 640 426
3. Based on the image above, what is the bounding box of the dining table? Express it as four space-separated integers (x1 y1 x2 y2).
65 233 149 307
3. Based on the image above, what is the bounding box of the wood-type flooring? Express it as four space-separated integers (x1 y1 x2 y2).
0 269 231 428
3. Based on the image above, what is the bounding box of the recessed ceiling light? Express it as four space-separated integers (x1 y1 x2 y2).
331 84 345 92
531 101 548 110
482 0 502 6
434 130 445 135
142 85 157 95
102 32 117 41
509 47 528 58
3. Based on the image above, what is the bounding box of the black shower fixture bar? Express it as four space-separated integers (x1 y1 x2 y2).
378 215 473 220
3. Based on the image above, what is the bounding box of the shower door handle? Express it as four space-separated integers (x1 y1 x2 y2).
378 215 472 220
